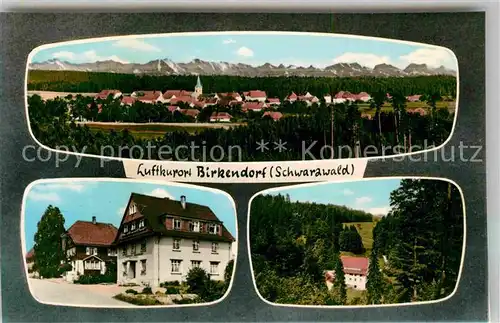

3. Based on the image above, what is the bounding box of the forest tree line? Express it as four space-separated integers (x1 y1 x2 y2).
250 179 464 305
28 70 457 99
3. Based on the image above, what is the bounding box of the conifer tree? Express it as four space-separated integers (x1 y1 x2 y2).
33 205 66 278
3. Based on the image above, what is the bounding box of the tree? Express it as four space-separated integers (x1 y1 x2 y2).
332 252 347 304
224 259 234 284
33 205 66 278
366 247 383 304
369 91 386 145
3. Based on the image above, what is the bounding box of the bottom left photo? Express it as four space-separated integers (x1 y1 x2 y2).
22 179 237 307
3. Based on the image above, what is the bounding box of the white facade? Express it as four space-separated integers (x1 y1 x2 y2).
325 272 367 291
117 236 233 287
245 96 266 102
324 95 332 104
332 98 347 104
210 117 231 122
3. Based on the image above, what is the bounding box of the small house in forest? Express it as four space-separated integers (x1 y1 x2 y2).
324 256 369 291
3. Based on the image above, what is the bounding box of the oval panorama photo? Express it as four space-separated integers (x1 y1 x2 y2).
248 178 465 307
26 32 458 162
22 179 237 308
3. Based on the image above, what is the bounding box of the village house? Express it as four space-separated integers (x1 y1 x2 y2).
356 92 371 102
244 90 267 102
408 107 427 116
25 248 37 277
61 217 118 283
179 109 200 119
324 256 369 291
163 90 193 103
170 96 198 108
120 96 137 106
262 111 283 121
266 98 281 106
242 101 267 113
113 193 235 287
324 94 332 104
94 89 122 100
406 94 422 102
216 92 242 102
297 94 320 106
210 112 233 122
285 92 298 102
132 91 165 104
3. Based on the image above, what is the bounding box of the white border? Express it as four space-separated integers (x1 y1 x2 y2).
20 177 239 309
24 31 460 172
246 176 467 308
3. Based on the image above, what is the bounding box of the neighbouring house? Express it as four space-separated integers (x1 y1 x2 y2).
168 106 180 113
26 248 38 277
266 98 281 106
406 94 422 102
356 92 371 102
244 90 267 102
121 96 137 106
94 90 122 100
216 92 242 102
163 90 193 103
133 91 165 104
262 111 283 121
202 97 218 106
179 109 200 119
113 193 236 287
61 216 118 283
210 112 233 122
297 95 320 106
324 256 369 291
242 101 267 113
333 91 348 104
324 94 332 104
170 96 198 108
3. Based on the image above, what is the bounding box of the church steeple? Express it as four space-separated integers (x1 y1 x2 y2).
194 75 203 98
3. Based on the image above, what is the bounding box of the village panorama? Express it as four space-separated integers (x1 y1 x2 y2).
27 33 457 162
25 182 237 307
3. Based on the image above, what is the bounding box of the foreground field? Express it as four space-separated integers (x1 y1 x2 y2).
27 91 97 100
78 121 246 138
342 221 376 251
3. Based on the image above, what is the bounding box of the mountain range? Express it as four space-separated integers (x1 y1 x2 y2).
29 58 457 78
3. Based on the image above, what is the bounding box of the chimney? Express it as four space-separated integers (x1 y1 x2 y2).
92 216 96 224
180 195 186 209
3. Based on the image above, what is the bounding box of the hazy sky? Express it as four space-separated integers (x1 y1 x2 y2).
264 178 402 216
30 32 458 70
23 180 237 252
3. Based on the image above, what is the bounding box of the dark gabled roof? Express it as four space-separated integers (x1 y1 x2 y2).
115 193 235 243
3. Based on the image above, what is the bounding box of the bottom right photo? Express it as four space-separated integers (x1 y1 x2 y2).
249 178 465 307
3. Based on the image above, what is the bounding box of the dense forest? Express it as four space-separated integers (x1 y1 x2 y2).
28 90 455 161
28 70 457 98
249 179 464 305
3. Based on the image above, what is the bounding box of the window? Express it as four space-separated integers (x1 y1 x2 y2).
128 203 137 215
108 248 117 256
191 260 201 268
171 260 181 273
210 262 219 275
85 260 101 270
208 223 220 235
124 225 129 233
66 247 76 257
211 242 218 253
141 260 147 275
86 247 98 256
189 221 200 232
131 244 136 255
173 239 180 250
192 240 199 252
174 219 181 230
122 246 127 256
131 222 136 231
141 240 147 253
139 220 145 229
